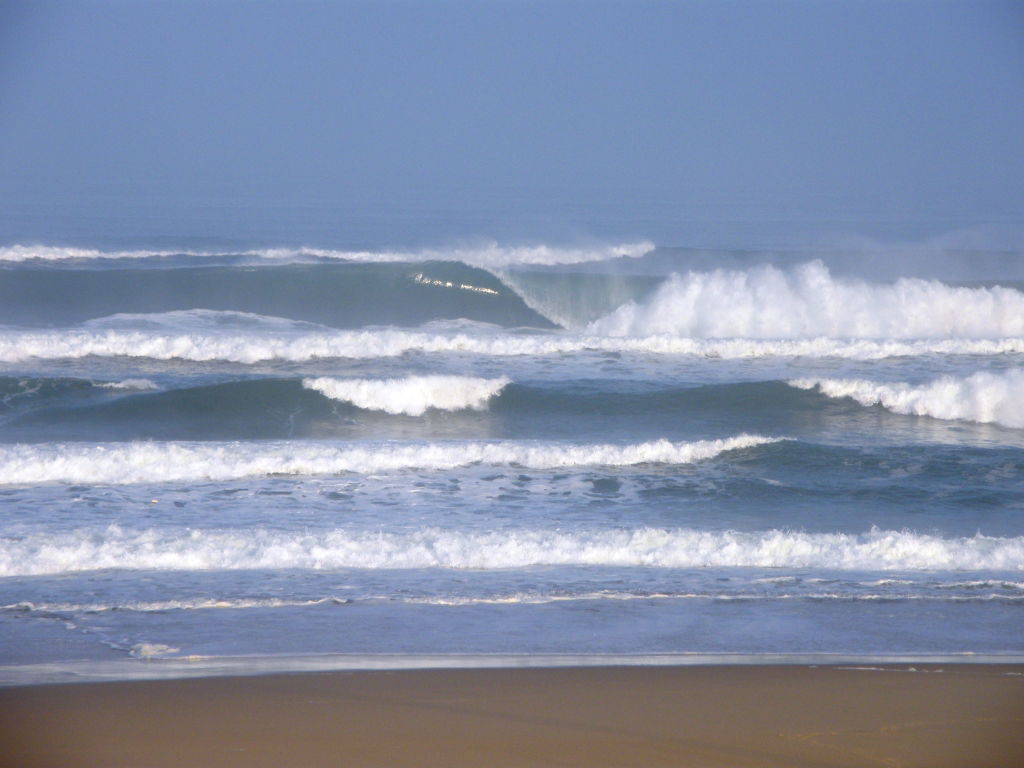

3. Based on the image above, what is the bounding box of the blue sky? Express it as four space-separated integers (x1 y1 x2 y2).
1 0 1022 245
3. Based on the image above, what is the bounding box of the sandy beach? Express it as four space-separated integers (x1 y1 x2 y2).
1 664 1022 767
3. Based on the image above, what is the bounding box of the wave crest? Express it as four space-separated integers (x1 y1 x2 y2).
790 369 1024 428
0 435 779 485
2 526 1019 576
587 261 1024 339
2 328 1022 363
0 241 653 268
302 375 510 416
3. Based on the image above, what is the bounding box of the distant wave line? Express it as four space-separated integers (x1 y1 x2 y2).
0 241 654 268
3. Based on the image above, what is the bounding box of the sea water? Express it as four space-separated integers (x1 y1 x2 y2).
1 223 1022 681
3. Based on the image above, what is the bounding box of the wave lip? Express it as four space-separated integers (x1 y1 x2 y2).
302 375 510 416
587 261 1024 339
0 434 780 485
790 369 1024 428
2 526 1020 576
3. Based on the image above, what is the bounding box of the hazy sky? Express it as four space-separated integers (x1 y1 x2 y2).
1 0 1022 242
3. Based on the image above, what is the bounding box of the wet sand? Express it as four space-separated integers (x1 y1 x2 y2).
1 664 1022 767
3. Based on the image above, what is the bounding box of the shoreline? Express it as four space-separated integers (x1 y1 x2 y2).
1 663 1022 767
4 651 1024 687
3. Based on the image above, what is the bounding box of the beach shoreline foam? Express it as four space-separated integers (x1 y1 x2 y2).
3 651 1024 687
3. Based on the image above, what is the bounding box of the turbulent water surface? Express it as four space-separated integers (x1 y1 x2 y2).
1 241 1022 672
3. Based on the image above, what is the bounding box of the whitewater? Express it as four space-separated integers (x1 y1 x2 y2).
0 435 776 485
1 242 1022 675
789 370 1024 429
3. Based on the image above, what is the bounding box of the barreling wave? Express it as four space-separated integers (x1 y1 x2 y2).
0 263 553 329
2 525 1020 576
790 369 1024 428
0 241 653 268
3 327 1023 364
587 261 1024 338
302 375 510 416
0 435 779 485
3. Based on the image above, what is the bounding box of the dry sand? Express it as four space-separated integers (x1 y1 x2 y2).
1 664 1022 767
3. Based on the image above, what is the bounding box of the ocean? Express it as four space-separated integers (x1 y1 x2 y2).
1 224 1023 681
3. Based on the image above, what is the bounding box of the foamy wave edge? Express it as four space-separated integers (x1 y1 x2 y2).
790 369 1024 428
1 526 1020 576
0 435 778 485
587 261 1024 339
2 329 1022 363
302 375 510 415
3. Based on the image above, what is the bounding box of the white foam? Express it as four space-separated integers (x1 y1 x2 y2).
790 369 1024 428
97 378 159 391
1 526 1019 576
588 261 1024 339
0 245 163 262
2 328 1022 364
0 241 654 268
6 590 1022 613
302 375 510 416
0 435 778 485
934 580 1024 591
130 643 180 659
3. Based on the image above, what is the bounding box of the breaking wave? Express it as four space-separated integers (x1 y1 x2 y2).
790 369 1024 428
587 261 1024 339
2 327 1022 363
0 434 778 485
1 526 1020 576
302 375 510 416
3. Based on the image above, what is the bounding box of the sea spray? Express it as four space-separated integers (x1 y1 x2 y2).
587 261 1024 338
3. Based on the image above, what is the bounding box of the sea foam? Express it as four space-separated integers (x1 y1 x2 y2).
2 328 1022 364
2 526 1020 576
0 435 778 485
96 378 160 391
302 375 510 416
588 261 1024 338
790 369 1024 428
